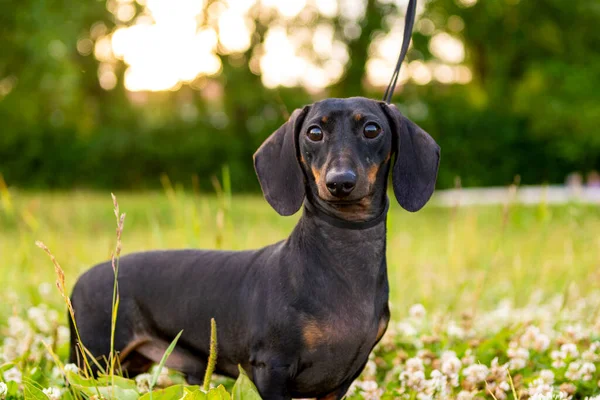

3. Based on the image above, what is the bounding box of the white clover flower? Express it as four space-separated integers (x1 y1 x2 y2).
507 342 529 358
7 316 29 337
534 334 551 352
582 341 600 362
528 378 553 396
405 357 425 372
135 373 152 393
441 354 462 375
486 358 510 399
507 342 529 370
400 369 426 392
397 322 418 337
429 369 446 388
441 354 461 387
50 366 62 381
38 282 53 296
3 367 22 383
550 349 566 368
56 326 70 347
64 363 79 374
363 360 377 377
518 325 550 352
42 387 61 400
353 380 382 400
456 390 477 400
28 306 52 333
561 343 579 358
447 321 465 339
2 337 19 361
539 369 555 384
357 380 378 392
440 350 456 361
461 349 475 366
520 326 540 346
153 366 173 387
27 334 53 364
564 324 586 342
463 363 489 384
580 362 596 381
564 360 595 382
0 382 7 400
416 350 433 365
409 303 426 319
529 394 554 400
490 357 509 377
508 356 527 370
565 361 582 381
489 381 510 400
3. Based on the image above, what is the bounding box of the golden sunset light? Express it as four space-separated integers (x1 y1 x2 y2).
95 0 470 92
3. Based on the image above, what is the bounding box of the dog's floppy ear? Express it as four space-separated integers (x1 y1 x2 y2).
253 107 309 216
381 103 440 212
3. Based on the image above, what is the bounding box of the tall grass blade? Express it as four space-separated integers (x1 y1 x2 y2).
109 193 126 391
222 165 231 212
150 330 184 390
0 173 13 215
506 367 520 400
203 318 218 392
35 241 94 379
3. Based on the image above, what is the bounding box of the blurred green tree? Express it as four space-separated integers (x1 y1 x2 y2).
0 0 598 190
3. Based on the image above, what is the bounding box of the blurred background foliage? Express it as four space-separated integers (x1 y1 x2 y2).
0 0 599 191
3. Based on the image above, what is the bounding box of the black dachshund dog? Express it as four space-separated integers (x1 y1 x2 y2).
69 96 440 399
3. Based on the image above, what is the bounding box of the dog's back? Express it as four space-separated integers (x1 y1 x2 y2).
69 246 277 378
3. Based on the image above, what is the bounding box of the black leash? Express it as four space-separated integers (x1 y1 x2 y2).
383 0 418 104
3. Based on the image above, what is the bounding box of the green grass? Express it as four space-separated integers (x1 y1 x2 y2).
2 189 600 398
1 190 599 321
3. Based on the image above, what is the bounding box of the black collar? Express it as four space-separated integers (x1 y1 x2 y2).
303 197 389 230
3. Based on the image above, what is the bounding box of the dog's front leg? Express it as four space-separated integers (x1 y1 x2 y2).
251 357 293 400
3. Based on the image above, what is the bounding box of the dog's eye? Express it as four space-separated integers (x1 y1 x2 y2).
363 123 382 139
307 126 323 142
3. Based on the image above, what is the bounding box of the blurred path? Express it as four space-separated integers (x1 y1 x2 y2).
432 185 600 206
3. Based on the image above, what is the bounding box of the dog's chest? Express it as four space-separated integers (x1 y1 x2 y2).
293 303 389 393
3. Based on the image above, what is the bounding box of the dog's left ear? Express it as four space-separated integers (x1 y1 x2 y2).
253 107 309 216
381 103 440 212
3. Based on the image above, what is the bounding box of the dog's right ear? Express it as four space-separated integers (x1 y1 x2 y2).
253 106 309 216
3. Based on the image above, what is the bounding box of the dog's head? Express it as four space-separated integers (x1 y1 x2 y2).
254 97 440 221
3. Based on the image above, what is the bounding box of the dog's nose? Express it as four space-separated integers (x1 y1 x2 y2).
326 170 357 198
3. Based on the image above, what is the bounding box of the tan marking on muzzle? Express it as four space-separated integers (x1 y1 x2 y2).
312 164 331 198
311 166 321 183
367 164 379 184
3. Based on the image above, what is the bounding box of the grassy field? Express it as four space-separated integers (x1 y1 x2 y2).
1 188 600 398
